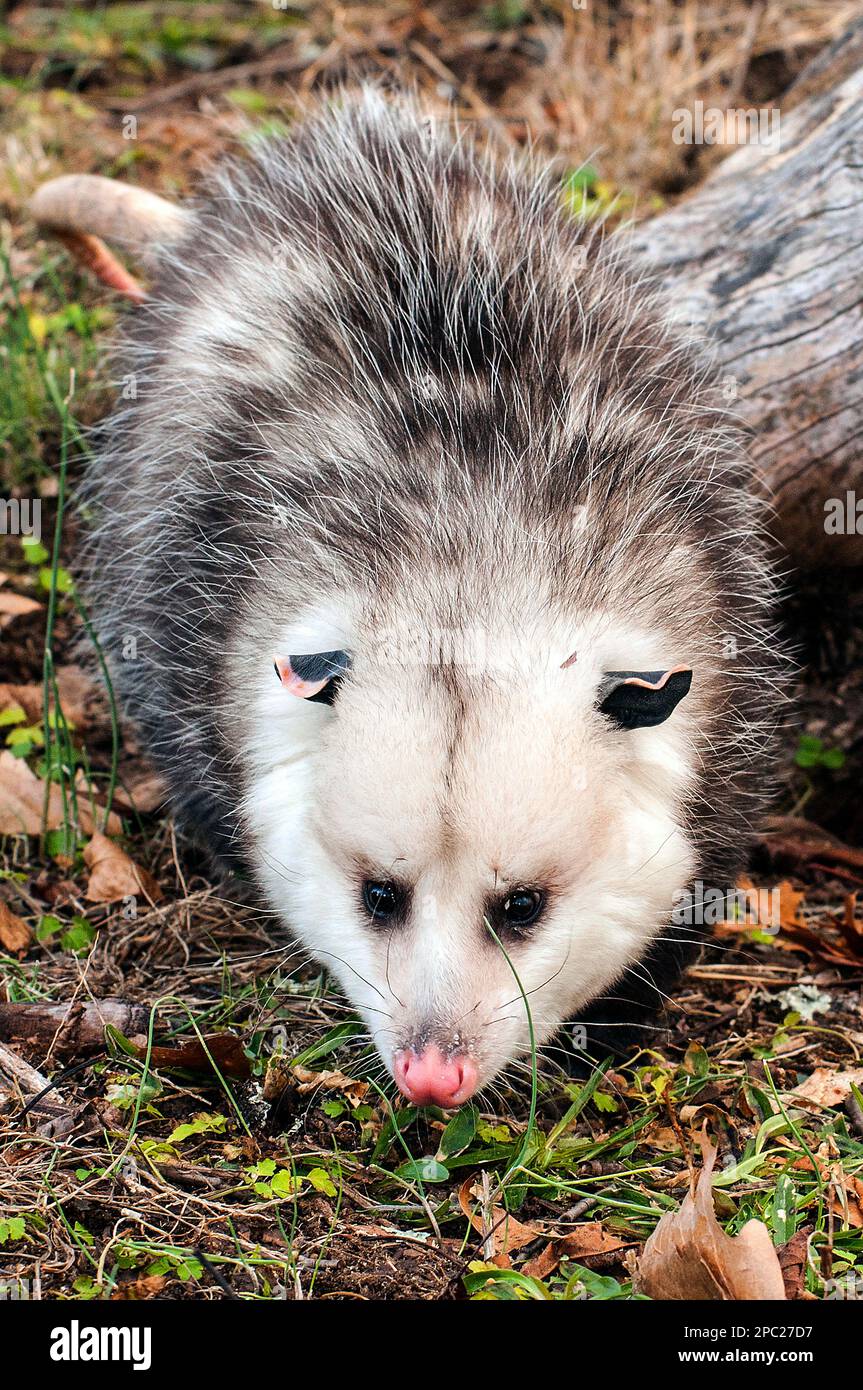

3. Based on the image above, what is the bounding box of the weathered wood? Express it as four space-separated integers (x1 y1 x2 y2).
784 14 863 109
0 1040 74 1136
0 998 149 1056
631 22 863 569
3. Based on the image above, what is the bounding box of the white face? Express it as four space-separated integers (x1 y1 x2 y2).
241 611 698 1107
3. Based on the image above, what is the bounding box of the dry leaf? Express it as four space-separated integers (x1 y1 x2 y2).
520 1241 561 1280
51 665 102 727
111 1274 168 1300
0 683 37 719
828 1168 863 1229
458 1177 542 1257
716 878 803 936
649 1125 684 1153
112 767 166 814
777 881 807 930
792 1067 863 1108
0 751 121 837
635 1130 786 1300
83 831 163 903
557 1223 632 1259
777 1227 814 1300
717 878 863 967
0 667 99 725
291 1065 369 1103
0 901 32 954
263 1057 368 1106
522 1222 633 1279
130 1032 250 1079
0 590 41 627
760 816 863 875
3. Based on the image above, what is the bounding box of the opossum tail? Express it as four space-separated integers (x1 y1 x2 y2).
29 174 190 303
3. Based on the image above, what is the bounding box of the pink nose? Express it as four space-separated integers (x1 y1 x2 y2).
393 1045 479 1108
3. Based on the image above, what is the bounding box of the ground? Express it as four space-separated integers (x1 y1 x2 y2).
1 1 863 1303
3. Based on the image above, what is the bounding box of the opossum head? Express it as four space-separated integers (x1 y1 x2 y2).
244 601 699 1108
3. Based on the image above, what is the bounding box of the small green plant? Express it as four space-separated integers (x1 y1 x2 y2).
482 0 529 29
146 1253 203 1282
0 1217 27 1244
36 912 96 954
105 1073 163 1114
795 734 845 772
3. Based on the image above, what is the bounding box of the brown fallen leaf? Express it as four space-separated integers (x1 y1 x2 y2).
291 1065 369 1104
520 1241 560 1280
715 879 804 938
522 1222 634 1279
828 1168 863 1229
83 831 163 903
0 666 100 729
52 665 103 727
0 901 32 955
111 1274 168 1301
129 1032 250 1078
635 1129 786 1300
111 766 167 814
0 685 33 718
648 1125 684 1153
777 1227 815 1300
716 879 863 967
792 1067 863 1108
0 590 41 627
0 751 121 837
458 1177 542 1257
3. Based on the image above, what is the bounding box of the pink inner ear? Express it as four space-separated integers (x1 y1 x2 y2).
274 656 329 701
622 664 691 691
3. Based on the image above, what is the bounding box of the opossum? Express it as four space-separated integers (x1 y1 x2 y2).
33 89 786 1108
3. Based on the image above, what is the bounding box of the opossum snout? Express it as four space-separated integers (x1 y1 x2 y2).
393 1045 479 1109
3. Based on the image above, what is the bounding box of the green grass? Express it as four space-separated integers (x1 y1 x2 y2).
0 3 297 91
1 249 121 869
0 256 108 490
6 948 862 1300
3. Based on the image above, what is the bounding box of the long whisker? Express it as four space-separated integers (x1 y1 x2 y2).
493 938 572 1013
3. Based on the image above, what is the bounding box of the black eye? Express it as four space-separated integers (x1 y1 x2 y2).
500 888 544 932
362 879 404 923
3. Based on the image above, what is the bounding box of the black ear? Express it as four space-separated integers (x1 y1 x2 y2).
274 650 351 705
598 667 692 730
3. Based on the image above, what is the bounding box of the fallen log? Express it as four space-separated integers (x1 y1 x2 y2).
0 999 149 1056
631 16 863 570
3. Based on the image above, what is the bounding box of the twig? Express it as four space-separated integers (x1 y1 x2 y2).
725 0 768 110
102 47 309 112
0 1041 77 1135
